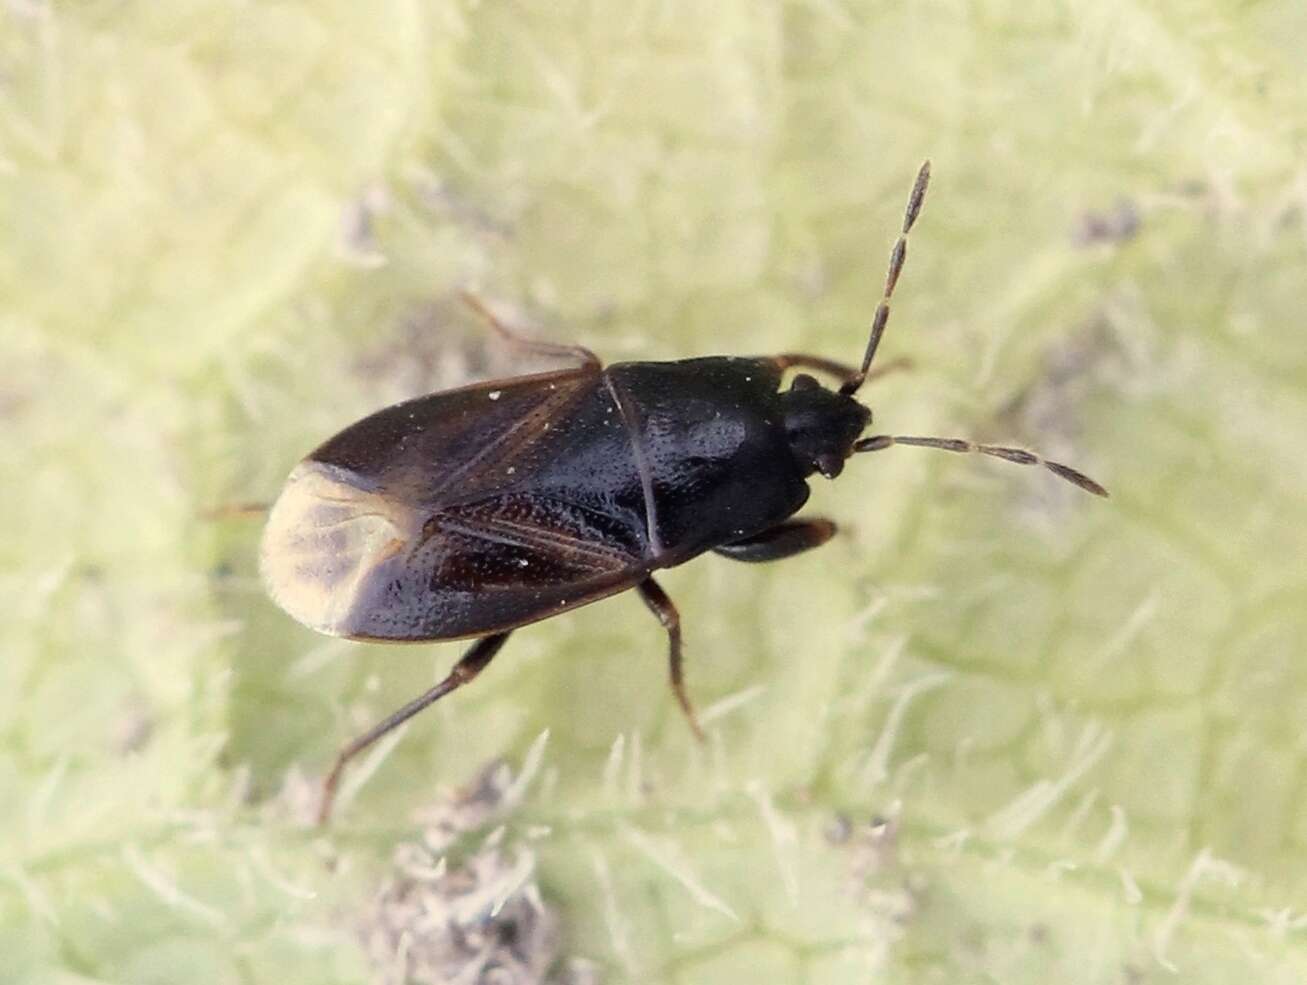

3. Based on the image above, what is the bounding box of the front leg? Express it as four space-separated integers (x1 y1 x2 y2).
713 518 837 563
769 354 912 390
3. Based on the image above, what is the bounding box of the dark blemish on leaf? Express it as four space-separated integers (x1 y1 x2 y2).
337 184 391 269
962 923 988 955
825 813 853 844
552 958 603 985
830 810 917 937
991 315 1128 509
355 757 582 985
0 385 29 419
351 298 485 400
113 700 155 755
413 174 514 240
997 315 1128 432
1072 199 1141 247
352 296 565 405
1275 202 1302 232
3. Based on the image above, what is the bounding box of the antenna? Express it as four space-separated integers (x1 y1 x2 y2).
854 434 1109 497
840 160 932 396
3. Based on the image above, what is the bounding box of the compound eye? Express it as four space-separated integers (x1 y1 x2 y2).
791 373 820 392
817 453 845 479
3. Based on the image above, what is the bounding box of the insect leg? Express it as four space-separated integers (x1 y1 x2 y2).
317 630 513 824
713 518 837 563
635 577 705 742
461 291 602 371
770 353 913 389
201 501 269 520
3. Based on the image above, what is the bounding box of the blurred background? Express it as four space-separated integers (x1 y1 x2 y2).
3 2 1306 983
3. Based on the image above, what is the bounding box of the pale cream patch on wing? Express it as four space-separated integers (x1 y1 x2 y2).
259 461 421 636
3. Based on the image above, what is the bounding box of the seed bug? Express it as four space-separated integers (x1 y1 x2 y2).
259 161 1108 823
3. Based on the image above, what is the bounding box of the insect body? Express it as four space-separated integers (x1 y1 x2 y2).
259 162 1107 822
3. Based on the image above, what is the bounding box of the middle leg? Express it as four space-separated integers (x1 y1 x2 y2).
636 576 704 741
461 291 601 370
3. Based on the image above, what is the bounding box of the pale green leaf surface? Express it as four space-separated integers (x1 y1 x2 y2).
3 1 1307 983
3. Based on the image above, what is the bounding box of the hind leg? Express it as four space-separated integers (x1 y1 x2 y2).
317 631 512 824
461 292 601 371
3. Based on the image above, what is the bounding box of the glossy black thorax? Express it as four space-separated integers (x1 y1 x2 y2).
604 356 812 560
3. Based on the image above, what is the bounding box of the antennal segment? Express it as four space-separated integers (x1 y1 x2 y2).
854 434 1109 497
840 161 932 397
